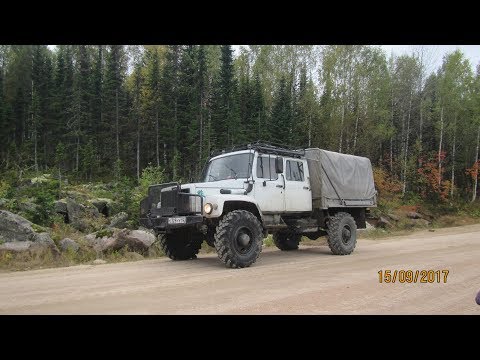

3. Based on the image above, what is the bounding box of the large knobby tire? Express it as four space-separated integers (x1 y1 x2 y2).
273 232 301 251
158 228 203 260
326 212 357 255
214 210 263 268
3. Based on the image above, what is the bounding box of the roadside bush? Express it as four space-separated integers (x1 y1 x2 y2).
139 165 166 193
0 180 10 198
373 167 402 199
28 190 55 226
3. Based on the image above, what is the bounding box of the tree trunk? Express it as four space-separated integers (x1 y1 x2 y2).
390 89 394 173
43 133 47 171
155 109 159 167
472 124 480 202
115 89 119 161
208 108 212 156
163 142 167 167
402 91 413 196
308 114 312 147
450 114 456 197
339 104 345 153
32 79 38 173
353 111 359 154
136 126 140 183
419 100 423 147
258 113 261 140
438 106 444 187
75 134 79 172
173 98 178 176
58 166 62 191
199 96 203 168
33 114 38 173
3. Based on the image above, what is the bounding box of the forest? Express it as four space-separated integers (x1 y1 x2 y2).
1 45 480 203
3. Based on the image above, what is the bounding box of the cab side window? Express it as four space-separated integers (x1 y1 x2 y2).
256 156 278 180
286 160 304 181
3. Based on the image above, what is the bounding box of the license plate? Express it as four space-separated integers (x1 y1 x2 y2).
168 217 186 225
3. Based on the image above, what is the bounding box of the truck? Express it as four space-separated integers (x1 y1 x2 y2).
139 142 377 268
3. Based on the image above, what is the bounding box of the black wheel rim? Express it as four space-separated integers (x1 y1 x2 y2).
341 225 352 245
233 226 254 254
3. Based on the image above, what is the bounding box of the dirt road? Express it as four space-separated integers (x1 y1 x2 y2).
1 224 479 314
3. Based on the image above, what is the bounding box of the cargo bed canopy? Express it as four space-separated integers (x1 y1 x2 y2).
304 148 377 209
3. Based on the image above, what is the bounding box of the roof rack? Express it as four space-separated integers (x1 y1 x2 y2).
210 140 305 158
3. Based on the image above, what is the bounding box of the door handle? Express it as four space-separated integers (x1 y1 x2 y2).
303 186 309 190
276 184 284 188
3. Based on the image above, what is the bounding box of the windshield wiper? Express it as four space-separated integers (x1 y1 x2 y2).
208 174 218 181
223 164 238 179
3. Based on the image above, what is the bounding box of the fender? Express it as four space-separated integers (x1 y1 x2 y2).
202 194 264 222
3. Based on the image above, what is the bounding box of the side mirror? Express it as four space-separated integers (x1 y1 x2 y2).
275 157 283 173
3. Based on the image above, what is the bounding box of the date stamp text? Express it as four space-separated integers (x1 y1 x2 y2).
378 270 449 283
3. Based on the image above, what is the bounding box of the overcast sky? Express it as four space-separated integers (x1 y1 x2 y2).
381 45 480 72
233 45 480 72
47 45 479 73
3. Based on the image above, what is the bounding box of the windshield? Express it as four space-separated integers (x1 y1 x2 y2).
204 153 254 182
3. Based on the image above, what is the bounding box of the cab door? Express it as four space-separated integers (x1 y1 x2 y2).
253 154 285 213
284 158 312 212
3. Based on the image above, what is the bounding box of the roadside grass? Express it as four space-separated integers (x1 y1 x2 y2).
263 234 274 247
0 242 166 272
200 241 216 254
2 211 479 272
49 219 85 244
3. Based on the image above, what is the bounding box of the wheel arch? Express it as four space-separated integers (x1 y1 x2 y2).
222 200 263 223
327 207 366 229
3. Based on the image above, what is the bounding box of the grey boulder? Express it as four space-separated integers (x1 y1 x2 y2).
376 216 393 229
33 232 60 255
0 210 36 242
109 212 128 228
59 238 80 253
92 259 107 265
90 198 114 216
66 198 99 232
54 199 68 214
407 212 423 219
116 229 155 254
386 213 400 221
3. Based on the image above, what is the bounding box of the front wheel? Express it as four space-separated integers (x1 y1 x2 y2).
214 210 263 268
326 212 357 255
158 228 203 260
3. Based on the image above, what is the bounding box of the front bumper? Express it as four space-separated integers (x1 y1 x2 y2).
139 214 204 231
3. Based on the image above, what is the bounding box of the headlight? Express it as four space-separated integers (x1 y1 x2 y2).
204 203 213 214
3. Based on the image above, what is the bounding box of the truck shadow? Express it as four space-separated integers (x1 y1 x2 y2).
186 246 335 269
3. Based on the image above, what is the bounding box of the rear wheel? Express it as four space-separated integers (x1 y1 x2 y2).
214 210 263 268
326 212 357 255
158 228 203 260
273 232 301 251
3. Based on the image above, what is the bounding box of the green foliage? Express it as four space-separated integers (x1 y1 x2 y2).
55 142 67 166
7 176 60 226
27 190 56 226
1 44 480 226
139 165 165 192
31 223 47 233
95 228 114 238
81 141 98 179
263 234 274 247
113 159 123 180
0 180 10 198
